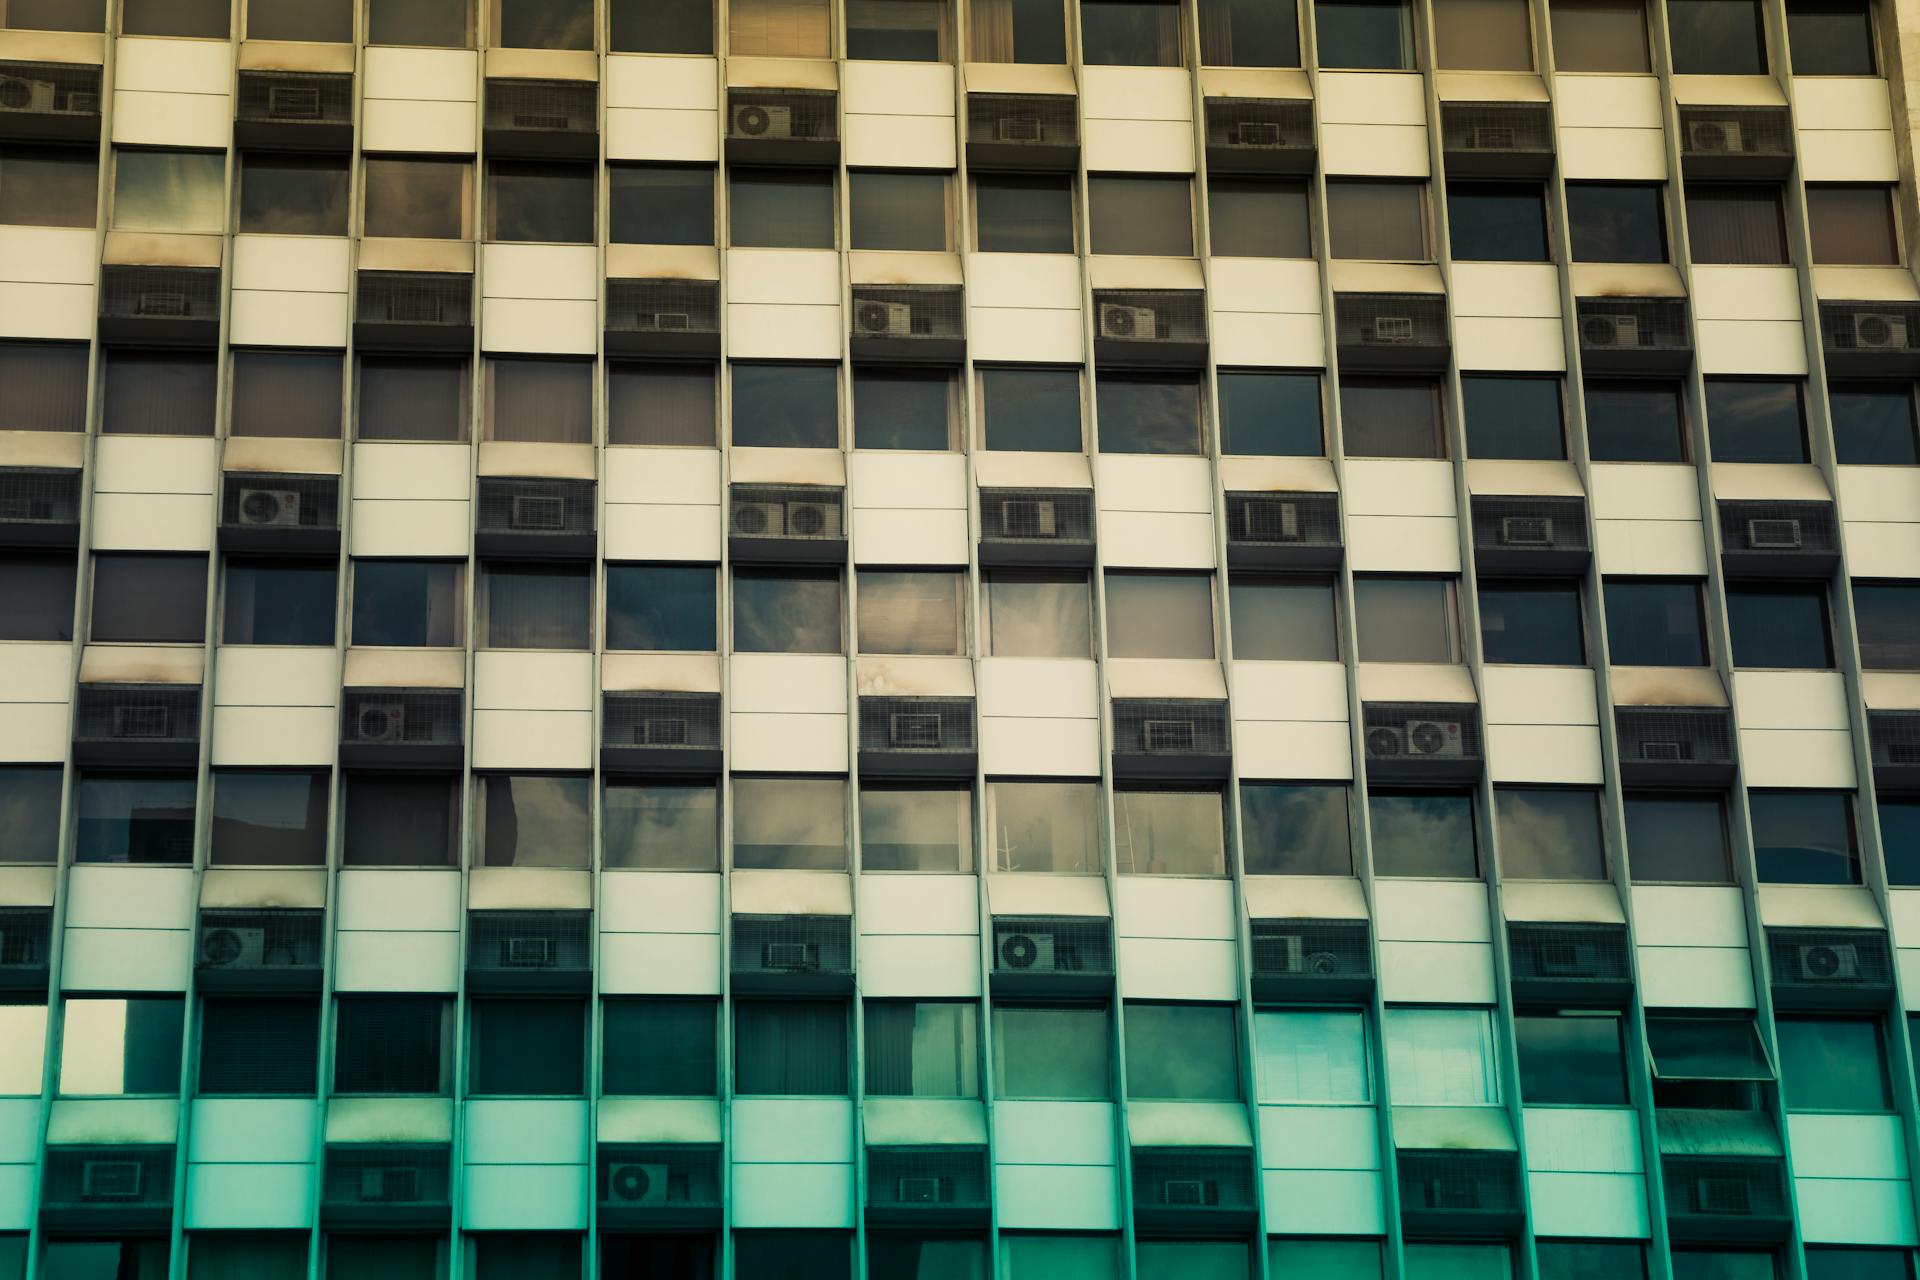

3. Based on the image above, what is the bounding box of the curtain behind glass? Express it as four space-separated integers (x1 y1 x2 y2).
866 1002 978 1096
231 351 343 438
735 1001 847 1093
0 343 88 432
1686 186 1788 264
1255 1010 1370 1101
484 564 590 649
1384 1008 1498 1104
103 352 217 435
488 358 592 443
730 0 833 57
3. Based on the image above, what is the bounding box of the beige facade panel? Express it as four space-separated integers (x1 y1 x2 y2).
480 297 598 355
61 928 193 992
362 99 478 154
1378 941 1497 1003
604 504 725 561
849 507 969 565
1453 316 1569 371
348 499 472 557
471 708 594 770
728 712 849 772
1116 938 1239 1001
1487 723 1606 784
1636 946 1756 1008
599 933 724 995
208 706 337 767
474 652 594 712
88 492 214 551
0 281 95 341
857 935 984 998
1696 321 1811 376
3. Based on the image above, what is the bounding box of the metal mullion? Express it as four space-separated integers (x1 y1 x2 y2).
713 8 739 1270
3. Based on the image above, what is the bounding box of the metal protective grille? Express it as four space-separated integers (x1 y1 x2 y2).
598 1143 723 1208
220 471 340 530
198 909 325 972
1765 926 1893 988
729 485 844 541
0 467 81 526
341 688 462 747
0 60 101 114
1203 97 1314 150
199 997 321 1094
485 79 597 133
1870 710 1920 768
990 916 1113 976
100 265 220 322
731 914 853 976
967 93 1076 147
1131 1148 1257 1212
1613 707 1735 768
1662 1155 1791 1221
476 478 595 538
1092 289 1207 343
322 1145 452 1207
866 1146 990 1209
356 272 472 327
1225 491 1341 548
728 88 837 140
1335 293 1448 348
1397 1150 1522 1215
73 684 201 745
236 70 351 124
1440 101 1554 153
467 911 592 974
0 907 52 970
1678 105 1794 157
1361 703 1484 763
603 692 722 750
978 488 1093 543
1577 298 1691 353
41 1146 174 1209
1820 300 1920 354
850 286 965 341
1507 922 1631 984
858 696 975 754
606 278 720 334
1249 918 1371 980
1717 499 1839 554
1470 496 1590 553
1111 699 1230 756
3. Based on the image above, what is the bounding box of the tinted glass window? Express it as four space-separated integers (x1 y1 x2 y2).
1463 376 1563 460
0 553 75 642
0 767 62 863
1081 0 1184 65
857 570 965 656
734 999 849 1094
1113 788 1227 876
1585 380 1687 463
75 775 195 864
1604 579 1706 666
3 0 106 29
1199 0 1301 63
123 0 228 37
1435 0 1533 67
983 570 1092 658
485 160 593 242
980 367 1080 451
1241 783 1351 875
733 568 841 654
480 562 591 649
861 786 973 872
1327 181 1426 260
1271 1240 1386 1278
231 350 342 439
1090 176 1192 256
1625 792 1730 882
1549 0 1651 72
102 351 218 436
1787 0 1875 72
1808 185 1899 266
1687 184 1789 265
609 165 713 245
334 997 448 1093
468 998 584 1094
92 553 206 643
358 357 469 442
1567 183 1666 262
1105 572 1214 658
604 782 719 871
974 175 1074 253
0 147 97 228
993 1005 1110 1098
368 0 472 45
1670 1252 1781 1280
1480 583 1583 665
1219 371 1320 455
1496 787 1605 879
730 0 833 55
477 774 589 868
1254 1010 1368 1103
350 560 463 646
209 771 328 866
1728 584 1831 669
1803 1250 1914 1280
968 0 1067 61
1831 383 1918 466
733 776 847 870
865 1001 978 1095
239 154 348 235
0 341 89 432
1354 577 1457 663
608 362 715 447
1750 790 1856 884
495 0 590 46
114 150 224 233
988 781 1101 873
1096 373 1202 455
1231 576 1338 660
606 565 716 651
1125 1003 1239 1099
732 363 838 448
199 997 320 1094
847 0 950 59
1776 1017 1890 1110
1341 377 1444 457
59 997 184 1093
1372 791 1478 877
1855 584 1920 669
342 774 457 866
1317 0 1414 67
1668 0 1767 72
603 1000 717 1095
854 368 957 451
222 560 336 646
1383 1007 1499 1103
611 0 713 53
1210 179 1311 258
850 171 948 251
1537 1243 1649 1280
1448 183 1549 262
1881 798 1920 886
1516 1012 1627 1104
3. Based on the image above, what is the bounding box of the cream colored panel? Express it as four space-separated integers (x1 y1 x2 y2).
606 447 722 504
1739 730 1858 788
1696 322 1809 376
352 442 469 498
849 451 965 505
1482 666 1598 725
1376 879 1488 941
364 47 478 100
66 866 193 927
727 248 841 303
61 929 192 991
1793 77 1892 129
474 652 593 711
1081 66 1192 119
970 253 1081 310
730 712 849 772
1452 264 1561 318
1557 128 1667 181
979 716 1101 775
1844 523 1920 578
1798 130 1900 182
859 875 978 934
1631 885 1747 946
1594 520 1710 576
1234 661 1348 720
605 504 724 561
1319 124 1431 176
482 244 596 300
0 703 69 760
846 114 959 169
349 500 471 557
600 933 723 995
1209 258 1321 313
979 658 1098 718
472 709 592 770
1347 516 1461 572
0 227 96 285
1454 317 1568 371
230 291 351 348
334 931 461 991
0 645 72 703
480 298 597 355
362 99 477 154
338 869 461 930
1590 462 1700 519
602 871 722 933
1838 465 1920 520
209 706 336 766
1487 724 1604 784
1098 511 1217 569
1211 312 1326 368
1345 459 1455 514
1378 940 1497 1003
1115 877 1235 938
0 282 94 339
1731 670 1849 730
608 54 719 109
732 654 847 713
1319 72 1426 125
1083 119 1195 173
1551 74 1662 125
233 235 350 293
1636 947 1755 1008
858 936 984 998
851 508 969 566
1232 720 1353 780
112 90 230 148
88 493 213 551
968 307 1084 363
1117 938 1239 1001
1096 457 1210 513
1693 266 1801 320
607 108 721 163
846 60 953 112
726 303 844 359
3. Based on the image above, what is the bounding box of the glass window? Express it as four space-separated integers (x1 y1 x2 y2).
1625 792 1731 882
609 164 713 245
608 362 715 447
1383 1007 1498 1104
1708 377 1808 462
3 0 106 29
1371 791 1478 877
1210 179 1311 258
1669 0 1768 71
730 0 832 55
606 564 716 652
968 0 1067 62
1241 783 1351 875
1270 1240 1385 1278
1857 584 1920 669
222 559 336 646
358 357 468 442
1405 1245 1514 1279
342 773 458 867
469 998 584 1094
1114 788 1226 876
1686 185 1789 265
1515 1011 1627 1104
847 0 950 59
209 771 327 866
1219 371 1320 455
973 174 1074 253
188 1234 312 1279
980 366 1080 451
603 999 717 1095
1808 185 1899 266
1479 582 1584 665
611 0 713 52
494 0 590 47
102 351 218 436
734 999 848 1094
1200 0 1301 64
732 1233 852 1279
988 780 1101 873
861 785 972 872
1340 377 1445 457
1536 1243 1649 1280
866 1001 978 1095
239 154 348 235
91 553 206 643
198 997 319 1095
1567 183 1667 263
122 0 227 37
0 1000 48 1094
849 171 947 251
1803 1251 1914 1280
1104 572 1215 658
480 562 590 650
1317 0 1414 67
1831 383 1919 466
1081 0 1183 65
870 1237 988 1279
43 1241 171 1279
1448 182 1549 262
1548 0 1650 70
1647 1014 1773 1085
350 560 463 646
484 357 591 443
1231 576 1338 661
1353 577 1458 663
1463 375 1563 460
1327 181 1427 260
470 1236 582 1280
983 570 1092 657
1881 798 1920 886
732 776 847 870
0 146 97 228
231 350 342 439
364 157 470 239
993 1004 1110 1098
1254 1010 1369 1102
1603 579 1707 666
1728 584 1831 669
1787 0 1876 73
484 159 593 242
58 997 184 1094
1096 373 1203 455
0 553 75 642
733 568 842 653
604 781 719 871
1750 790 1857 883
1585 379 1688 463
369 0 472 45
1495 788 1605 879
334 996 450 1094
1137 1242 1249 1280
1001 1235 1124 1278
0 341 88 432
1777 1017 1890 1110
854 368 958 451
1435 0 1533 68
730 168 834 249
0 767 62 863
476 773 589 868
732 362 838 448
1089 176 1192 256
1670 1252 1780 1280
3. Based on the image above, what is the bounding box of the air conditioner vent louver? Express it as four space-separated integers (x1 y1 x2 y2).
1575 297 1693 369
1336 293 1449 367
1821 301 1920 365
991 916 1113 978
1249 918 1372 985
237 70 352 126
1225 490 1340 546
1614 706 1736 783
1508 922 1631 991
356 271 472 332
484 79 597 134
866 1146 990 1215
979 488 1094 547
858 696 975 756
41 1146 175 1212
603 692 722 752
467 911 591 978
0 907 53 974
101 265 220 326
1131 1148 1257 1222
1440 102 1554 167
1111 699 1230 758
1662 1156 1791 1231
322 1145 452 1214
605 278 719 334
1870 710 1920 782
732 915 853 979
1397 1150 1522 1225
966 92 1077 151
0 467 81 535
1470 496 1589 574
1203 97 1314 152
1766 926 1893 994
74 685 201 751
727 88 837 141
476 477 594 543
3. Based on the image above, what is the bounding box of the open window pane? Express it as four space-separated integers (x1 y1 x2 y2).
75 775 195 864
231 351 342 439
1200 0 1301 65
1371 791 1478 877
477 773 589 868
860 786 973 872
988 780 1101 873
351 560 463 646
1219 371 1321 455
983 570 1092 658
1830 383 1919 466
358 357 469 442
0 147 98 228
1125 1002 1240 1099
1585 380 1687 462
240 154 348 235
1383 1007 1498 1104
1625 792 1730 883
485 160 593 242
1750 790 1856 884
732 776 847 870
1463 376 1563 460
1548 0 1650 70
1354 577 1457 663
1495 787 1605 879
1603 579 1707 666
733 568 842 653
1105 572 1214 658
342 774 458 866
732 363 838 448
979 366 1081 451
210 771 327 866
604 782 719 870
102 351 217 437
866 1001 979 1096
91 553 206 643
1340 377 1444 457
1114 788 1226 876
1254 1010 1368 1102
480 563 591 649
992 1004 1110 1098
1241 783 1351 875
603 999 717 1095
1231 576 1338 661
1647 1015 1772 1080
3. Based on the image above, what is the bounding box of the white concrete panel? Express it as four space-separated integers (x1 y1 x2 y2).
1693 266 1802 319
1081 66 1191 119
1891 891 1920 948
979 716 1102 775
362 99 477 153
607 54 720 109
1523 1107 1644 1172
111 89 229 148
337 869 462 931
352 442 469 498
209 705 336 766
348 499 472 557
732 654 848 713
1 707 77 761
95 436 217 494
1084 119 1195 171
726 302 843 358
0 1104 35 1163
1594 519 1710 576
606 107 721 162
230 290 351 348
1732 670 1849 730
1845 522 1920 578
184 1164 313 1229
1795 1178 1918 1246
1527 1172 1650 1239
1635 946 1755 1008
1376 880 1489 942
1233 661 1348 721
850 507 969 566
969 252 1081 309
600 932 722 995
1319 71 1425 124
968 306 1085 362
65 866 194 928
213 647 338 705
1788 1114 1909 1180
480 297 597 355
474 651 593 711
600 872 723 933
1115 877 1236 939
1696 321 1810 376
857 934 984 997
1377 940 1496 1003
233 235 351 293
1209 257 1322 313
846 113 959 168
1482 666 1598 725
1557 128 1668 180
726 249 841 304
1838 464 1920 521
606 447 722 505
1451 264 1561 318
1344 459 1455 515
1552 75 1663 127
732 1099 855 1162
1346 516 1462 572
0 226 96 285
0 1166 26 1231
1793 76 1893 128
1096 455 1212 512
0 644 71 703
978 658 1099 718
461 1165 589 1231
1096 510 1216 569
465 1100 589 1163
332 931 461 991
364 47 479 101
1454 317 1568 371
995 1165 1122 1230
1211 311 1326 367
845 60 953 114
1630 885 1746 946
1117 937 1239 1000
992 1100 1115 1164
1738 729 1857 787
847 450 964 505
1257 1106 1380 1169
0 281 93 339
88 492 213 551
1319 124 1430 175
188 1100 317 1163
471 709 593 770
1261 1170 1386 1234
60 927 191 991
1487 723 1605 784
605 503 724 561
1798 130 1900 182
481 243 596 300
728 1164 855 1228
1232 719 1354 780
858 875 977 934
730 713 849 772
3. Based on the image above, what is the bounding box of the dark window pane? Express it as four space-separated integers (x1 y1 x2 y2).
1566 183 1666 262
1584 380 1687 463
1777 1017 1890 1110
611 0 713 52
1788 0 1875 73
1496 788 1605 878
730 169 834 249
350 560 463 646
364 157 470 239
992 1004 1111 1098
223 559 337 646
200 997 319 1094
482 562 591 649
1751 790 1856 884
1370 790 1477 876
478 773 589 868
603 1000 717 1095
980 366 1080 451
1327 181 1426 260
103 351 217 436
1447 182 1549 262
850 171 947 251
1480 583 1583 665
1096 373 1202 454
1831 383 1918 465
335 997 448 1093
75 776 195 864
0 553 75 641
1728 585 1831 669
1089 176 1192 256
733 776 847 870
1670 1252 1780 1280
609 362 715 447
1125 1003 1240 1100
368 0 472 45
1604 580 1707 666
1200 0 1301 64
496 0 591 47
1808 185 1899 266
1668 0 1767 72
974 175 1074 253
1270 1239 1385 1277
1686 185 1789 265
968 0 1067 61
342 774 457 867
600 1235 718 1278
865 1000 979 1095
607 565 716 651
1463 376 1564 459
358 356 469 442
1435 0 1534 68
862 786 971 872
0 767 63 863
487 357 592 443
604 782 719 870
1803 1249 1914 1280
469 998 584 1093
0 146 98 228
1625 792 1730 882
857 570 965 655
92 553 207 643
733 1233 851 1280
1081 0 1184 65
733 568 842 653
60 995 185 1093
1537 1242 1648 1280
854 368 956 450
734 1000 849 1094
240 154 349 236
732 363 838 448
187 1232 309 1278
610 165 713 245
1241 783 1351 874
485 160 593 242
231 351 342 439
472 1235 580 1280
1230 576 1337 660
867 1237 987 1279
123 0 228 37
250 0 352 41
1353 576 1457 663
0 341 89 432
1515 1012 1627 1104
1316 0 1414 66
1881 799 1920 886
1219 371 1320 455
1549 0 1650 71
210 771 328 866
1857 584 1920 669
847 0 950 59
4 0 106 29
1340 377 1444 457
1209 178 1311 257
1105 572 1215 659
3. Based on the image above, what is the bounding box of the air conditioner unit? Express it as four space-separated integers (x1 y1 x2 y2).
1163 1179 1213 1207
635 717 688 746
609 1162 670 1206
1640 740 1687 762
136 291 190 317
0 76 56 113
237 488 303 527
356 702 407 743
1407 719 1465 757
509 495 566 530
995 113 1042 142
1536 941 1599 977
1795 942 1860 981
267 84 322 118
502 937 557 968
647 311 691 331
1746 518 1802 550
1688 119 1743 152
387 293 443 324
1000 498 1057 537
1367 315 1414 343
1234 119 1282 146
80 1160 143 1201
111 705 171 739
733 103 793 138
1692 1175 1752 1215
358 1165 421 1202
998 931 1056 970
897 1177 943 1204
1499 515 1553 546
1365 724 1407 757
1427 1176 1482 1209
1234 499 1301 543
201 927 266 968
1849 313 1910 350
764 941 820 970
1468 126 1516 149
890 712 943 749
785 501 833 537
1142 719 1196 752
731 501 782 536
1099 303 1157 340
65 91 100 114
1583 314 1640 347
855 300 913 337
